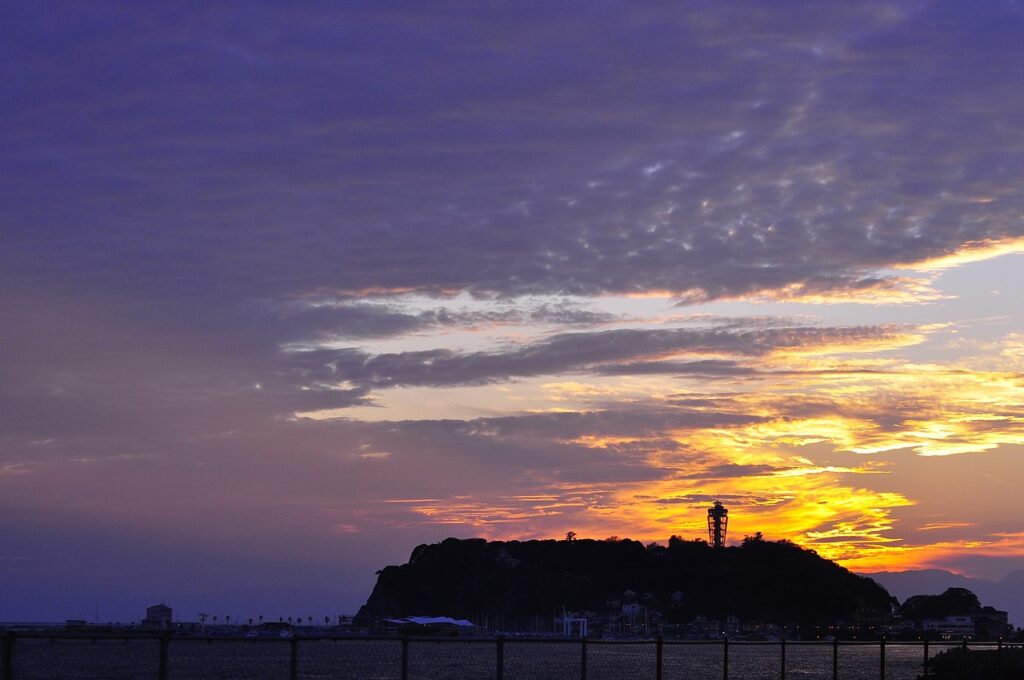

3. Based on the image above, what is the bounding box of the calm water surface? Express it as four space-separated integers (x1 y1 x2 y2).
6 637 983 680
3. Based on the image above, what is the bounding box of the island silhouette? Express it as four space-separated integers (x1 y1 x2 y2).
355 533 895 635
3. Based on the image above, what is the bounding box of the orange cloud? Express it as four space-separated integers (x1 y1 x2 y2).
362 330 1024 576
898 236 1024 272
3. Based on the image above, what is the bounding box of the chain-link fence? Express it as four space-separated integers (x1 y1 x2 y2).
2 632 1022 680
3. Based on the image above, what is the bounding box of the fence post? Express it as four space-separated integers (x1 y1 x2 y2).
158 632 169 680
722 638 728 680
960 637 968 680
401 637 409 680
923 639 929 679
289 637 298 680
581 636 587 680
655 636 663 680
997 637 1003 680
880 637 886 680
2 632 13 680
833 637 838 680
496 634 505 680
780 635 786 680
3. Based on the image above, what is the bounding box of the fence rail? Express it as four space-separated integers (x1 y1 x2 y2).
1 631 1021 680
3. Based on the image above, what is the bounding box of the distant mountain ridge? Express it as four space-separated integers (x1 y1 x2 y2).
357 536 894 626
863 569 1024 627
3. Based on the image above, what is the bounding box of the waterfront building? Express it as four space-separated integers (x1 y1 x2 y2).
143 603 173 630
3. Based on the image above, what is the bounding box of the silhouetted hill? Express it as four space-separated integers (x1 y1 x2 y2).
901 587 982 620
865 569 1024 627
895 587 1011 638
356 536 894 625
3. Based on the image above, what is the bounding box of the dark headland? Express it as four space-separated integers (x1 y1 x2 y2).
356 534 895 634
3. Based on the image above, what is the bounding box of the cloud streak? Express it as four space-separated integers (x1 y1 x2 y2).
288 324 915 397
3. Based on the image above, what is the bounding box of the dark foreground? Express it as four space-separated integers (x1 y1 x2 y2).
2 633 1022 680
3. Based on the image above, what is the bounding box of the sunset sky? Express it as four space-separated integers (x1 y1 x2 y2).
4 1 1024 622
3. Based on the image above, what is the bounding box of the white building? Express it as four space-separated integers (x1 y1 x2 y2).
921 616 974 639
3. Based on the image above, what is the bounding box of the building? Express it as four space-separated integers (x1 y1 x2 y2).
143 603 173 630
922 616 975 639
376 616 476 636
973 608 1012 639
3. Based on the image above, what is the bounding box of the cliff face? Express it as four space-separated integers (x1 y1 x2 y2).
356 536 894 624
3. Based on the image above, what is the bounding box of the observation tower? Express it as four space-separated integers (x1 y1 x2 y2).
707 501 728 548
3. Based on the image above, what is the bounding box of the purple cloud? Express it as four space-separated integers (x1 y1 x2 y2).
4 1 1024 309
